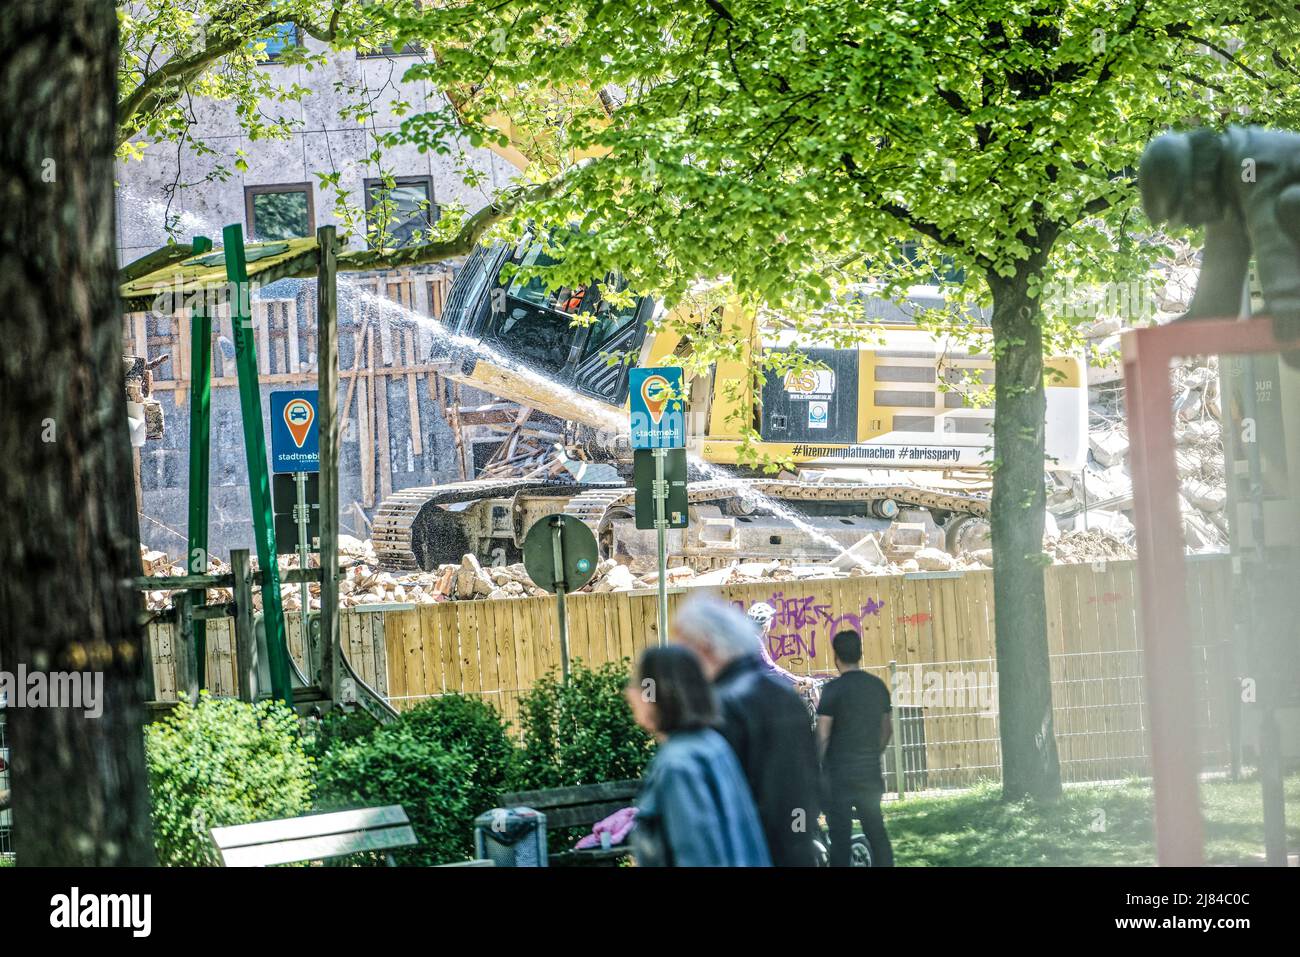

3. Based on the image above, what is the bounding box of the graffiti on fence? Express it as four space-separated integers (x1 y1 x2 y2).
733 591 885 666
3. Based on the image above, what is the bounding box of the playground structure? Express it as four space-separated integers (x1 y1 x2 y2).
121 225 391 719
1123 314 1300 866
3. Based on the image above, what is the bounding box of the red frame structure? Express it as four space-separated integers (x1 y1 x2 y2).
1122 316 1299 866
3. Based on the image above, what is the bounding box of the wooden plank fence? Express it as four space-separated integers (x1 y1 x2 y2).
148 557 1238 789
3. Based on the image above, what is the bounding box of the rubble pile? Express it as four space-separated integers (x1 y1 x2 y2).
1044 529 1138 564
1052 303 1230 555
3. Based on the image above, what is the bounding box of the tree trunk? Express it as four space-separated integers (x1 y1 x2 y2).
988 262 1063 802
0 1 155 863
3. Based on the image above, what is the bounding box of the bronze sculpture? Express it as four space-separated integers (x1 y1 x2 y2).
1139 125 1300 365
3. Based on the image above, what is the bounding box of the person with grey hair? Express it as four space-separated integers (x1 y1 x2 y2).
671 595 821 867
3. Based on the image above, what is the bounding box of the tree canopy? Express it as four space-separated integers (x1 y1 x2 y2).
115 0 1300 799
392 0 1300 798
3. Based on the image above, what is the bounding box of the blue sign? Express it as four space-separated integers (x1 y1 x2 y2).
270 389 320 473
629 367 685 449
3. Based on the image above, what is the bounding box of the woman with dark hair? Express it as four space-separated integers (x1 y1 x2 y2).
625 646 771 867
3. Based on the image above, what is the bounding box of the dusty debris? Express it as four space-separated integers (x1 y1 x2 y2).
1046 529 1138 563
139 343 1226 610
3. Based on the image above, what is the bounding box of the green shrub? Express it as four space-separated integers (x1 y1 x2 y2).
397 694 516 816
146 693 314 866
304 706 379 761
513 659 654 791
316 723 473 865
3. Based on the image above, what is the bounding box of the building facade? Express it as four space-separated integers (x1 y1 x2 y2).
118 36 512 557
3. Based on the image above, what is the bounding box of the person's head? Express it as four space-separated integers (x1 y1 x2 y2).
670 595 761 680
747 601 776 636
626 645 718 739
831 629 862 671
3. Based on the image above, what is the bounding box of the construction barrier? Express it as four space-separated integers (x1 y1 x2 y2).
148 556 1237 789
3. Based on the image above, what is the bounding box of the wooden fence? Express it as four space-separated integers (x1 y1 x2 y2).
147 610 389 702
148 557 1238 789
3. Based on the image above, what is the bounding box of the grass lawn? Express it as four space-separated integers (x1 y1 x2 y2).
885 773 1300 866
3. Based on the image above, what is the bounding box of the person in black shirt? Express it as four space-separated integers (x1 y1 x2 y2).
816 629 895 867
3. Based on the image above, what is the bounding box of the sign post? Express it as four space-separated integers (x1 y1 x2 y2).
522 514 598 682
629 367 686 645
271 389 320 682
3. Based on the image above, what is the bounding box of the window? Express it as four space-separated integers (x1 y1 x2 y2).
245 184 314 242
357 40 427 57
252 23 301 62
364 176 438 248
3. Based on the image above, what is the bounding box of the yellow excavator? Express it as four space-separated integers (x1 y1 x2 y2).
370 239 1087 570
371 91 1088 571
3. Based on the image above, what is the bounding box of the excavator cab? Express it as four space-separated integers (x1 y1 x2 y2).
437 238 654 405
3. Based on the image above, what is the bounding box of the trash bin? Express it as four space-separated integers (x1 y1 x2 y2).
474 807 547 867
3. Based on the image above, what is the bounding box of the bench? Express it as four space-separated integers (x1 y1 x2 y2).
495 780 640 866
211 806 417 867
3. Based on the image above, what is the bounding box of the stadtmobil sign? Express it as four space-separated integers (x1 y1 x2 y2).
269 389 320 473
628 367 685 449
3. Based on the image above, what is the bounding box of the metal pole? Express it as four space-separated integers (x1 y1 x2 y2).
889 660 906 799
1080 468 1090 531
186 235 213 689
1123 328 1205 865
294 470 313 681
1237 285 1287 866
550 518 570 681
223 223 293 705
653 447 668 646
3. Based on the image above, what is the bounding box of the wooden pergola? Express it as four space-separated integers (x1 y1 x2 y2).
121 225 373 713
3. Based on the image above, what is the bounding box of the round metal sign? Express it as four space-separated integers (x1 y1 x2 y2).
522 514 599 594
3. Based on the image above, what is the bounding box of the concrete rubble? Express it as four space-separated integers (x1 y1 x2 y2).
141 252 1231 609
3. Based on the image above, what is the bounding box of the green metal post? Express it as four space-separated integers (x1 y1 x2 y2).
186 236 214 687
222 223 294 704
653 447 668 646
550 517 570 682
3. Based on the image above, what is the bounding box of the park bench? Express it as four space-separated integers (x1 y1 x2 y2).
495 779 641 866
210 805 417 867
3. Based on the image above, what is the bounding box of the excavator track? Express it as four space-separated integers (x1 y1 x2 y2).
373 474 990 571
372 478 591 570
561 479 991 518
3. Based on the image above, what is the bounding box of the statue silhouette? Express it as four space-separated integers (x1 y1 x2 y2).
1140 125 1300 365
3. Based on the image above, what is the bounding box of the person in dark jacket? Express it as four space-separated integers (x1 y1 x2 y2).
672 597 821 867
625 645 771 867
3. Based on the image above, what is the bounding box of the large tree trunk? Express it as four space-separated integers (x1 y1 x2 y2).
988 262 1063 802
0 1 155 863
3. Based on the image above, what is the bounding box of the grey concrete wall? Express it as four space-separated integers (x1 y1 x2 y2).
116 37 520 265
137 289 469 559
120 40 516 558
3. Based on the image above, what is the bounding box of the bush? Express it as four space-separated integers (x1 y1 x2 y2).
397 694 515 816
513 659 654 791
146 693 314 866
304 706 380 762
316 723 473 865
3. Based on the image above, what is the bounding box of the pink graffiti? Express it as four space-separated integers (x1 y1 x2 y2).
733 592 885 663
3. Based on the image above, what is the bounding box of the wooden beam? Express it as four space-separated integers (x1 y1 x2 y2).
375 364 392 502
358 323 374 507
457 403 522 426
403 328 422 456
316 225 339 699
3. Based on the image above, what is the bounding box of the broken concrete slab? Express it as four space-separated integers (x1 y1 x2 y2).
1090 429 1129 467
830 531 886 571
